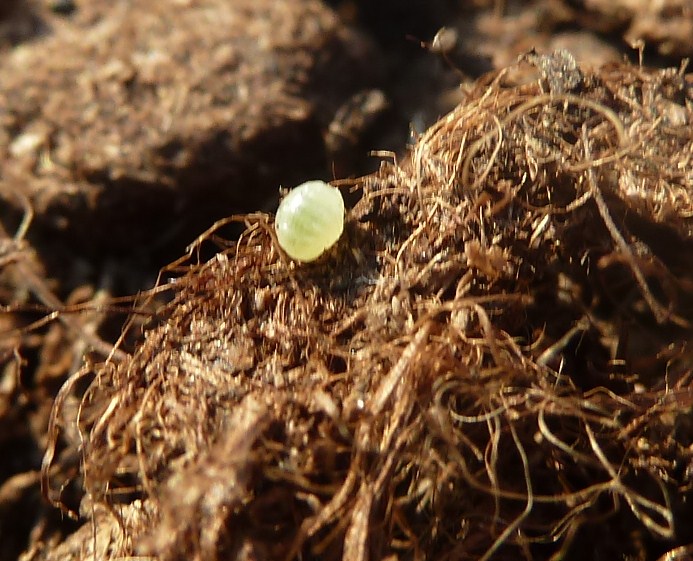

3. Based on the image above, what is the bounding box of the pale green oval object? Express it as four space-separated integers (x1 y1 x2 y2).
275 180 345 262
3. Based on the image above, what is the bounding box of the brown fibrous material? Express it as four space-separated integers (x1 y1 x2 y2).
43 53 693 561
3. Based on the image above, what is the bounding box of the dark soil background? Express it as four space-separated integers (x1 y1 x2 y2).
1 1 692 560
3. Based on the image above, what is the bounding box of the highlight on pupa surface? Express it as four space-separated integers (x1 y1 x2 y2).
275 180 345 262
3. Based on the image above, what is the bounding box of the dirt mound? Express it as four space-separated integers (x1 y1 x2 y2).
552 0 693 58
40 53 693 561
0 0 382 258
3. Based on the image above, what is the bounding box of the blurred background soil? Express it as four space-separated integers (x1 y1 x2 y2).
0 1 691 560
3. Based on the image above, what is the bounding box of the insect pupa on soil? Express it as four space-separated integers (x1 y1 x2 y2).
275 180 345 262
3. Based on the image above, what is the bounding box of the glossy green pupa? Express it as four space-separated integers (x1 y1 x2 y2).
275 180 345 262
